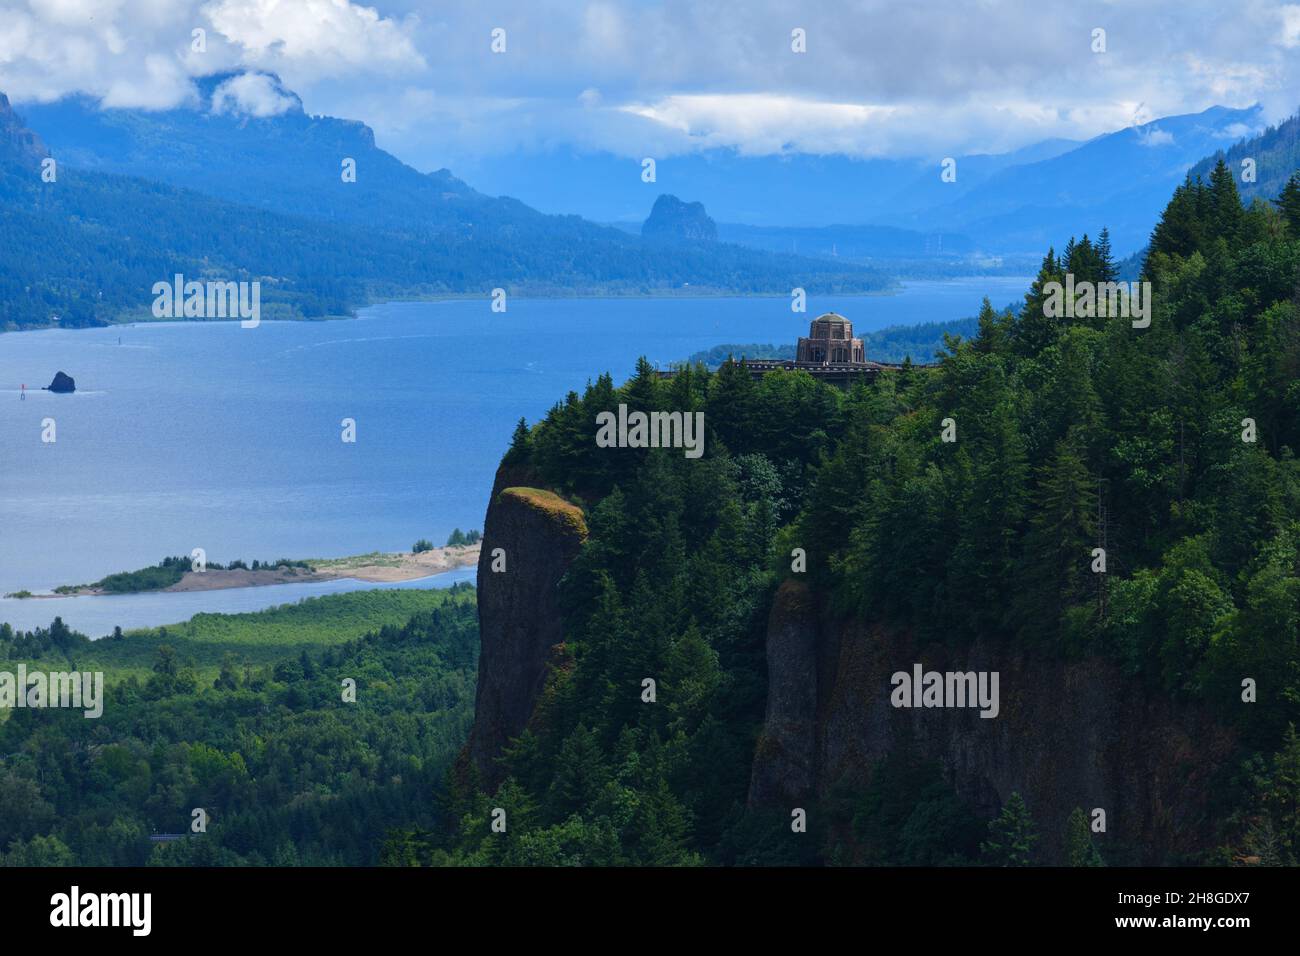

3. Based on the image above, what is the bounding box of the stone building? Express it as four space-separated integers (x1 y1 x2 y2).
796 313 865 365
660 310 928 389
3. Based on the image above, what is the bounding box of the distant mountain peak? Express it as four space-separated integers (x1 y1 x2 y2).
200 71 303 118
642 194 718 242
425 167 479 198
0 92 49 168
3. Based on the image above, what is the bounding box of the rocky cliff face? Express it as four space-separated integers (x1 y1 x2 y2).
641 194 718 243
0 93 49 169
750 580 1236 863
467 467 587 789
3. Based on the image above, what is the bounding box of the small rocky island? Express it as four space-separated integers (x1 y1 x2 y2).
44 371 75 393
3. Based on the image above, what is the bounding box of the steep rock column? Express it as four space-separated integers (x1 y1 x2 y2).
468 473 587 789
748 579 820 808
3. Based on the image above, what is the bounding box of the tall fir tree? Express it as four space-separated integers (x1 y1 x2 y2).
981 792 1038 866
1096 227 1116 282
1275 172 1300 237
1064 807 1105 866
1208 157 1245 240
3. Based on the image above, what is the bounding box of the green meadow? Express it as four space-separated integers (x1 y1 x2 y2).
2 586 473 685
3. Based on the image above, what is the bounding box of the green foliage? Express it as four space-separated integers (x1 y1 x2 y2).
845 755 983 865
54 555 313 594
61 556 190 594
457 167 1300 865
0 585 478 866
444 529 481 547
2 587 465 683
412 539 434 553
1065 807 1105 866
981 792 1038 866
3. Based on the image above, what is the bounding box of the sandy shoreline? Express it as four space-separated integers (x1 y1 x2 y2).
17 544 480 599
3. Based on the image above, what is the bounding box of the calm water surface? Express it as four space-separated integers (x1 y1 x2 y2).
0 280 1028 633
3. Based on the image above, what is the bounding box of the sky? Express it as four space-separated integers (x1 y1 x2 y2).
0 0 1296 170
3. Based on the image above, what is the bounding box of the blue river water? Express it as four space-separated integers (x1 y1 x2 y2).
0 280 1028 635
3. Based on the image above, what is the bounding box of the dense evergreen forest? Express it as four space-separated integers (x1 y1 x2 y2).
3 161 1299 867
0 588 477 865
415 161 1300 865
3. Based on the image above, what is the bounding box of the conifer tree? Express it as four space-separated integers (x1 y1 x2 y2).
1148 179 1204 260
973 296 1006 354
1096 227 1116 282
1208 158 1245 240
981 792 1038 866
1016 439 1098 638
1064 807 1104 866
706 357 759 452
622 355 662 412
1275 172 1300 236
1014 247 1064 356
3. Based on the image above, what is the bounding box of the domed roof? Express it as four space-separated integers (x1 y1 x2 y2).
808 313 854 338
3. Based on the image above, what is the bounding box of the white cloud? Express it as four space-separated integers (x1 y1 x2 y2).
1136 126 1175 147
202 0 425 78
0 0 1296 163
1280 4 1300 46
621 94 900 156
0 0 422 109
211 71 297 116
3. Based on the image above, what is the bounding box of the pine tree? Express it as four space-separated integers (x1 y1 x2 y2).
502 417 531 466
952 394 1028 633
1209 158 1245 240
547 724 610 818
1067 234 1098 282
1261 723 1300 862
981 792 1038 866
1096 227 1117 282
1062 235 1076 270
622 355 662 412
1064 807 1104 866
973 296 1006 354
1014 247 1064 357
706 357 758 453
1275 173 1300 236
1023 439 1098 616
1148 178 1204 260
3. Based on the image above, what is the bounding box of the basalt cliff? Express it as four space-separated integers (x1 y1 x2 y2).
748 579 1236 864
467 510 1236 863
466 466 587 789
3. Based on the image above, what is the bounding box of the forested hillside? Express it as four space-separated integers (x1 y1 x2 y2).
0 82 892 332
1189 111 1300 209
0 587 478 865
431 160 1300 865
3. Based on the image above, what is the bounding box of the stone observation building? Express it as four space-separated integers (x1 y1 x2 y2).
660 311 929 387
734 312 922 387
796 312 865 364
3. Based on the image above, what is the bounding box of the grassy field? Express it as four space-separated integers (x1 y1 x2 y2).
7 586 476 685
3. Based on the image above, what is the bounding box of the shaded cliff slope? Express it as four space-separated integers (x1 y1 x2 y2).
468 467 587 789
750 580 1237 864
